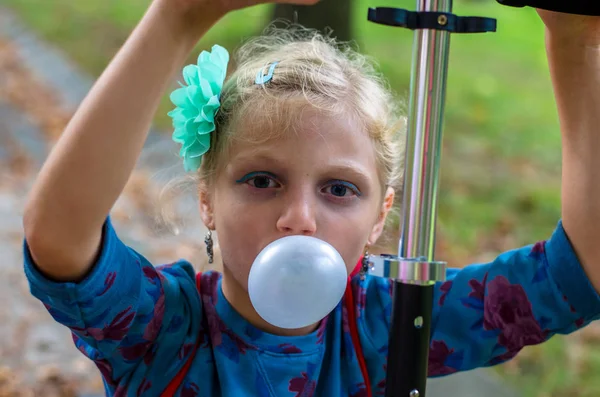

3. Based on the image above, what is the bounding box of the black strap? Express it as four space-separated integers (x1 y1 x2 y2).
368 7 497 34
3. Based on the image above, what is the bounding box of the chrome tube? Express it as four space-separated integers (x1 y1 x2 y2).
399 0 452 262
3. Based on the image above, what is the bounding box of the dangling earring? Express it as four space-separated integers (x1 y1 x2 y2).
205 230 214 265
360 246 370 281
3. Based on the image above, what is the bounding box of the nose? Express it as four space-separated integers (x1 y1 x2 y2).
276 190 317 236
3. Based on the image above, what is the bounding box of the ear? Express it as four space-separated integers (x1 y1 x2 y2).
198 182 216 230
368 187 395 245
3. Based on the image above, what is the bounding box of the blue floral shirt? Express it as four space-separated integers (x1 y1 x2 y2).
23 217 600 396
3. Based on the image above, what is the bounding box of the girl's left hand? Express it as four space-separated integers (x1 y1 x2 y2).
536 9 600 45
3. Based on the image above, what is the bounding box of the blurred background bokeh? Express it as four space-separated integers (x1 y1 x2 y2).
1 0 599 396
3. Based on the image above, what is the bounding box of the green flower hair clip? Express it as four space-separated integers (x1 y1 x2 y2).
168 45 229 172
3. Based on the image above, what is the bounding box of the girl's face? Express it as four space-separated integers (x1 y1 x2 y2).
199 107 394 334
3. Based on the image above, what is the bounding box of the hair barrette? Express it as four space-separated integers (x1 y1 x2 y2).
255 61 280 85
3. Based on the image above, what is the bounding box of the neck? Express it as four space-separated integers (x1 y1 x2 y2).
220 265 319 337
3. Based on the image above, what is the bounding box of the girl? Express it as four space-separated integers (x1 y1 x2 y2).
20 0 600 395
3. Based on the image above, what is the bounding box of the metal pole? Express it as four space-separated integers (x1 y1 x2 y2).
400 0 452 261
380 1 452 396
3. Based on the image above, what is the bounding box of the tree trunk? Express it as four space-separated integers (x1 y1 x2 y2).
271 0 353 42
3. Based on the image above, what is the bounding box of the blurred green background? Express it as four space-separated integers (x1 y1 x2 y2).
3 0 599 396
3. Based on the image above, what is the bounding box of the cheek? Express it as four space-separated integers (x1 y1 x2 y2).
212 193 273 285
341 232 370 275
322 207 379 275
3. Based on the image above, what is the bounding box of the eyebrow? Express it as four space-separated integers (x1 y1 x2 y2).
323 163 372 183
231 153 285 166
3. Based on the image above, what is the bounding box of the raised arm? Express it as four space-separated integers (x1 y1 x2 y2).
22 0 222 281
538 11 600 291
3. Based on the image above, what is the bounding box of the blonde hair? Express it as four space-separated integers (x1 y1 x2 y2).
198 25 406 194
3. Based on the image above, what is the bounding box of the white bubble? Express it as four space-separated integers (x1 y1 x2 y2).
248 235 348 330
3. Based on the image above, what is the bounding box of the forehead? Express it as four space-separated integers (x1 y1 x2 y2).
226 106 379 175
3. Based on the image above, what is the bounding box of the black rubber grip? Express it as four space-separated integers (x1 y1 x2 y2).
384 281 434 397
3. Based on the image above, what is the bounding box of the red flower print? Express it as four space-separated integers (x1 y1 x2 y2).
483 276 546 352
428 340 459 376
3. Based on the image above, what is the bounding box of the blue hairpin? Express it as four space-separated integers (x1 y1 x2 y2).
255 62 279 85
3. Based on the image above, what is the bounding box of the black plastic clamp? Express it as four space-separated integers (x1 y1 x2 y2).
368 7 497 34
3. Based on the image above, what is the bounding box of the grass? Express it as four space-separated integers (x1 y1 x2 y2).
3 0 596 396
